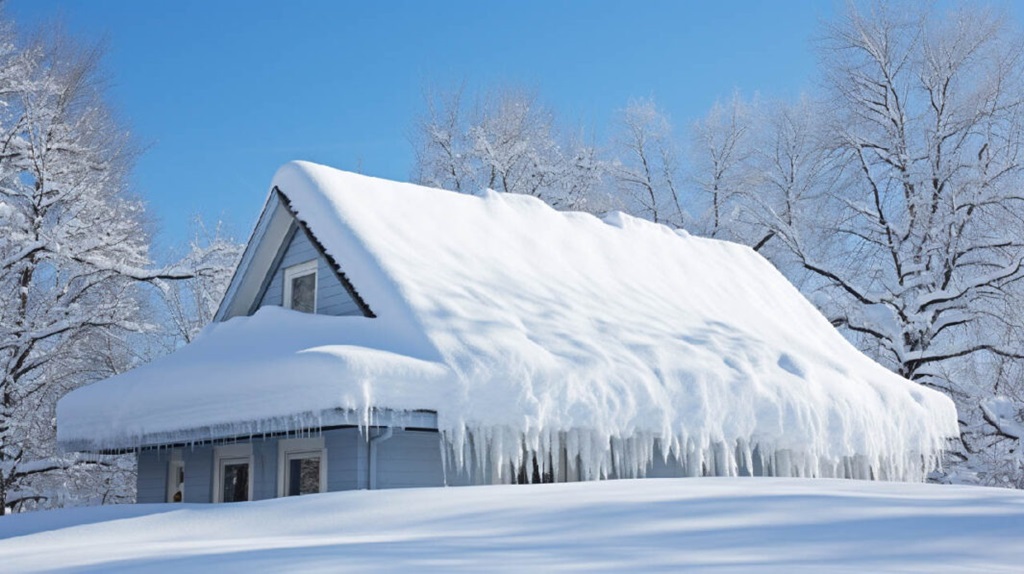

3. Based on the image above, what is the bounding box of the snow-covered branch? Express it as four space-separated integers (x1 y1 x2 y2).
981 397 1024 441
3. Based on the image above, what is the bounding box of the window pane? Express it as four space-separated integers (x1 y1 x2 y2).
222 462 249 502
290 273 315 313
287 456 321 496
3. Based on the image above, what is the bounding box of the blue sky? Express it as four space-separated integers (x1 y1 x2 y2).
7 0 836 254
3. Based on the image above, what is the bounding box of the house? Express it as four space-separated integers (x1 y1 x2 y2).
57 161 959 503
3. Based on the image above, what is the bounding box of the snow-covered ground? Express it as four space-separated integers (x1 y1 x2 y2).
1 478 1022 572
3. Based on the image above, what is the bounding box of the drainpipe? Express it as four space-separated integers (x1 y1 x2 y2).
368 427 394 490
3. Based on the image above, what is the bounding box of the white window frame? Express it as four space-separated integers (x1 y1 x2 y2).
283 260 318 313
277 436 327 497
213 443 254 503
166 449 184 503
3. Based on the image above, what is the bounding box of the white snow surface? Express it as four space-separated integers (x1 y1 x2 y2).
2 478 1023 573
58 161 958 480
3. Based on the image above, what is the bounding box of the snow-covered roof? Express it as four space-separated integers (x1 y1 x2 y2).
57 161 959 480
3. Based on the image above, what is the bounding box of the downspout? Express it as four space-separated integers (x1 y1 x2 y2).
368 427 394 490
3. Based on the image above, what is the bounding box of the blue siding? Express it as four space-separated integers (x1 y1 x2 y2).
137 427 454 504
252 439 278 500
258 225 361 316
138 432 767 503
182 445 213 503
326 428 364 491
136 450 167 503
375 429 446 489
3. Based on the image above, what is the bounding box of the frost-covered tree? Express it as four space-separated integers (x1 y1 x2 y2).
689 94 758 239
731 2 1024 485
412 85 472 194
0 29 234 513
743 98 836 255
162 219 242 345
810 3 1024 378
696 96 841 272
610 98 684 227
469 89 562 198
412 86 603 211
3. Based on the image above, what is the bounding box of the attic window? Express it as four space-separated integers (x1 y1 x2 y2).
284 260 317 313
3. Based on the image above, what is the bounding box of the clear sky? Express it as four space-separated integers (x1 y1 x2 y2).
7 0 840 254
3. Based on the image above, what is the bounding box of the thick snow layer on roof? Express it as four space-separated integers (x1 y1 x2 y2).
59 307 451 449
58 161 958 480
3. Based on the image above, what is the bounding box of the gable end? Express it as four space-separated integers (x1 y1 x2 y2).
247 223 299 315
273 187 376 318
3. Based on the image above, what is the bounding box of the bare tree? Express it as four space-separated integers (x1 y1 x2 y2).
746 2 1024 483
413 85 471 193
689 94 757 238
0 29 234 513
611 98 684 226
469 89 560 198
735 97 841 263
411 85 603 211
811 3 1024 381
163 219 242 345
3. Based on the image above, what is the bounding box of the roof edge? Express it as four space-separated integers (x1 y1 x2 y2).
61 408 439 453
213 189 282 322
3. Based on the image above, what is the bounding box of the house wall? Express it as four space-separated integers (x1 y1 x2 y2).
136 426 451 504
136 449 168 503
326 427 364 491
252 439 278 500
183 445 214 503
138 430 751 505
258 226 361 316
375 429 447 489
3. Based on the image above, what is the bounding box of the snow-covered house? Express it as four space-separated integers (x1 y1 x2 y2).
57 161 958 503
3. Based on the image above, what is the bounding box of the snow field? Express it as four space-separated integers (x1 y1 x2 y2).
1 478 1023 572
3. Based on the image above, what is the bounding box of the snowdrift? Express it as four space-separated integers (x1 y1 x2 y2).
58 161 959 481
2 479 1023 572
